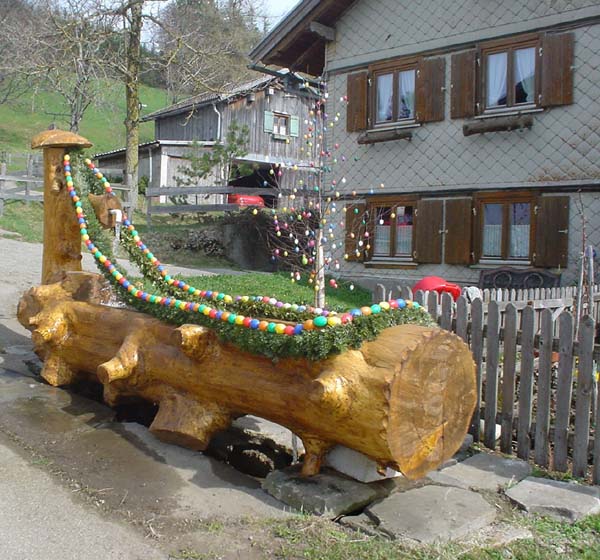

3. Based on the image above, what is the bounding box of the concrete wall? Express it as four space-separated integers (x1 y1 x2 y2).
322 1 600 288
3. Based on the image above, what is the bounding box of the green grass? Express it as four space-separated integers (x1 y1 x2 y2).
261 513 600 560
0 82 169 156
178 273 371 310
0 201 44 242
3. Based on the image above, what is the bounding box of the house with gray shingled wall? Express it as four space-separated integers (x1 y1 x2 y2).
251 0 600 290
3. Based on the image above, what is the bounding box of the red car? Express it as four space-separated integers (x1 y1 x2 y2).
227 194 265 207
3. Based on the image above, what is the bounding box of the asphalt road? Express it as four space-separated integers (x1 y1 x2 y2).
0 236 288 560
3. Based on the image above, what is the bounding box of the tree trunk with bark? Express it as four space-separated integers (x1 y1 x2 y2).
124 1 142 213
18 271 477 479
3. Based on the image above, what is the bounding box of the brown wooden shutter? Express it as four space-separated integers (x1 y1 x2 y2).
346 72 368 132
450 50 477 119
540 33 574 108
415 57 445 123
444 198 473 264
415 199 443 263
344 203 366 261
533 196 569 268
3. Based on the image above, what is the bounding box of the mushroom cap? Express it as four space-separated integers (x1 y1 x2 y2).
31 129 92 150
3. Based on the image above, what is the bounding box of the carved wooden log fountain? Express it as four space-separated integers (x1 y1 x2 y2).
19 131 477 479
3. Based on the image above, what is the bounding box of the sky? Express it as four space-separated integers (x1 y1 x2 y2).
263 0 300 26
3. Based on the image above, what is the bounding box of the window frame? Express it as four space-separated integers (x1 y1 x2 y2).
369 57 419 128
366 196 418 262
479 34 541 114
272 113 289 137
474 191 536 263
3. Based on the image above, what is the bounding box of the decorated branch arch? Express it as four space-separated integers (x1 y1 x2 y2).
17 130 477 479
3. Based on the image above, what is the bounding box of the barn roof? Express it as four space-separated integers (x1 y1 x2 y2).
141 75 276 122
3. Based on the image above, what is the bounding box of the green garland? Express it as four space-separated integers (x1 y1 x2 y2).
72 153 435 361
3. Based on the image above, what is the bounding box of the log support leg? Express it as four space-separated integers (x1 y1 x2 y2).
97 334 140 384
299 435 332 477
41 354 78 386
149 392 233 451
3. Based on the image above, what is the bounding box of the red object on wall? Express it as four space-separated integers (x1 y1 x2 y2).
227 194 265 207
413 276 462 301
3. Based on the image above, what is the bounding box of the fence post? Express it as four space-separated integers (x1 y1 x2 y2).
484 301 501 449
440 292 453 331
517 306 535 460
554 311 574 472
573 315 595 478
0 161 6 217
534 308 554 468
470 298 484 441
500 303 517 454
414 290 425 307
25 153 33 200
427 291 438 322
31 129 92 284
455 295 468 341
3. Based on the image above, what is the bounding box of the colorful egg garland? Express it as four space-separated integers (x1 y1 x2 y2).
67 155 421 337
84 157 340 318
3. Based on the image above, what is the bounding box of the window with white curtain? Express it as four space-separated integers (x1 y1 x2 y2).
509 202 531 258
394 206 413 256
369 201 416 260
483 39 538 111
373 206 392 255
398 70 416 119
374 65 417 125
479 195 533 261
514 47 536 105
376 74 393 123
483 203 503 257
486 52 508 108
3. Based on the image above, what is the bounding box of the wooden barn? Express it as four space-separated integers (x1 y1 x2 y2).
96 74 318 208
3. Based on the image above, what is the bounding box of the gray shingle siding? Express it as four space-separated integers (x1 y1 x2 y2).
323 1 600 288
328 0 600 70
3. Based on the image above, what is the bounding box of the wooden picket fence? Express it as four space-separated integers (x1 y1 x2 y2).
375 285 600 483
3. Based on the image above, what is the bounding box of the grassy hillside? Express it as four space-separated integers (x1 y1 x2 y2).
0 82 169 155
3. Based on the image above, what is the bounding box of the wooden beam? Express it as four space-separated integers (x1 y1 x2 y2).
148 204 242 214
463 115 533 137
146 186 283 197
309 21 335 41
358 128 413 144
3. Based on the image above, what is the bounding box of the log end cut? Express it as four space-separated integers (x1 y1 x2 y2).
362 325 476 479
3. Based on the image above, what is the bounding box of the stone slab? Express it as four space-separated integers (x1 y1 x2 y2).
233 415 304 455
365 485 497 543
506 476 600 523
262 465 394 516
428 452 531 491
325 445 402 483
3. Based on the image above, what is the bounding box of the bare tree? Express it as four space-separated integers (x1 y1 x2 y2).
156 0 263 100
0 0 112 131
0 0 33 104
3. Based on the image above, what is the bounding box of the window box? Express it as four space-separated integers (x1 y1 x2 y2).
357 127 415 144
462 114 533 136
